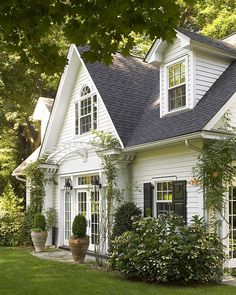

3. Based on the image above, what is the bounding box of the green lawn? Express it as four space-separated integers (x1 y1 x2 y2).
0 247 235 295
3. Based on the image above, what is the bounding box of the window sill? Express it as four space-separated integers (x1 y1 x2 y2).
162 106 191 117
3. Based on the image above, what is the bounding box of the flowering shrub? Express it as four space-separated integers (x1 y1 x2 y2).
109 215 224 283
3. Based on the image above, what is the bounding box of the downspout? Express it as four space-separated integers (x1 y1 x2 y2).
184 139 201 152
184 139 206 220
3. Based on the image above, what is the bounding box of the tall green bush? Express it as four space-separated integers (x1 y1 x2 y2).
32 213 46 232
0 183 24 246
72 214 87 238
109 215 224 283
112 202 142 239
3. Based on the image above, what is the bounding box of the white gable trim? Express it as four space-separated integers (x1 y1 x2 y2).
145 30 190 64
40 45 124 158
40 44 80 156
204 92 236 130
74 48 124 148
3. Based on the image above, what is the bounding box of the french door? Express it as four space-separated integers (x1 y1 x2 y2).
64 191 72 245
228 186 236 267
63 189 100 250
77 190 100 251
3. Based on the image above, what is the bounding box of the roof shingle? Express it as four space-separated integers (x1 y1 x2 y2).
79 42 236 148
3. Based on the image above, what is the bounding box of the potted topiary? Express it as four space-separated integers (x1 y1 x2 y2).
69 214 89 263
31 213 47 252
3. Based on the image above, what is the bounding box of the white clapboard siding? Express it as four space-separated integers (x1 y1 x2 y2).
55 62 117 149
160 38 192 117
195 52 229 104
130 144 203 223
164 38 189 63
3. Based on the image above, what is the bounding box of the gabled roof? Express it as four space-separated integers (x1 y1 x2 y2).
127 61 236 147
80 50 159 146
79 44 236 148
177 28 236 55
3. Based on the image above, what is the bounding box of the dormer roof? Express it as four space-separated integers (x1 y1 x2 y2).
145 28 236 64
126 61 236 147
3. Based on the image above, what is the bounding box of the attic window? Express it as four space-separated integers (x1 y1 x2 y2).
75 86 97 135
168 61 186 111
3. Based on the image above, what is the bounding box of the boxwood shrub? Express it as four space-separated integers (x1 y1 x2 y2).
109 215 224 283
112 202 142 239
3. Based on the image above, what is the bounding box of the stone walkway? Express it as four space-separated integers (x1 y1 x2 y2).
221 275 236 287
32 248 96 264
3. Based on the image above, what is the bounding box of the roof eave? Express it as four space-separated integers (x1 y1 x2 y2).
190 40 236 60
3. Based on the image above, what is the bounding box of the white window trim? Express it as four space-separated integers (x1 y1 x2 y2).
163 55 189 115
74 85 98 136
153 177 176 218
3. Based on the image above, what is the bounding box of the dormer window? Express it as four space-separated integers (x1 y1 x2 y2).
75 86 97 135
168 61 186 111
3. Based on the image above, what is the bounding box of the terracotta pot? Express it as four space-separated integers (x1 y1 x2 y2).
69 237 89 263
31 231 48 252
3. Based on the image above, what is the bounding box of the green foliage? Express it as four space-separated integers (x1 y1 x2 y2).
45 208 57 232
109 215 224 283
112 202 142 239
72 214 87 238
32 213 46 232
20 160 46 243
24 160 46 214
0 0 182 73
0 183 24 246
178 0 236 39
91 130 120 149
194 138 236 210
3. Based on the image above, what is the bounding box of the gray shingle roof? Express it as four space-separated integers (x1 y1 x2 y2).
127 61 236 147
178 28 236 56
79 47 236 148
81 52 159 146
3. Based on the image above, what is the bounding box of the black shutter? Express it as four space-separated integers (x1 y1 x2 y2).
172 180 187 222
143 183 153 217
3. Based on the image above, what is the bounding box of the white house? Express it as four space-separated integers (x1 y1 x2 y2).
13 29 236 267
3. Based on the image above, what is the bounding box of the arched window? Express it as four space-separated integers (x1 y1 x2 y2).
81 86 91 96
75 85 97 135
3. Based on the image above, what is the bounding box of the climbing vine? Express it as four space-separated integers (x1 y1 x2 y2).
90 130 122 265
20 158 46 244
24 159 46 214
193 115 236 211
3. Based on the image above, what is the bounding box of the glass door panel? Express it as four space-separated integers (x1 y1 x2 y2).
229 187 236 260
78 192 87 216
64 192 71 244
91 191 99 245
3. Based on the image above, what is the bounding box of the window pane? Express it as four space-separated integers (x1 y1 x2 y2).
175 74 181 85
168 84 186 111
81 86 91 96
175 64 181 76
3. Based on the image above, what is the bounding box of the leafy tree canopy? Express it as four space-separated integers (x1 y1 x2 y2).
0 0 185 74
179 0 236 39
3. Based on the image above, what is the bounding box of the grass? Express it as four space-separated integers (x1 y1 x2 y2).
0 247 235 295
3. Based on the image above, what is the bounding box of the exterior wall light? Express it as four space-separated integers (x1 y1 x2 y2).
64 178 73 192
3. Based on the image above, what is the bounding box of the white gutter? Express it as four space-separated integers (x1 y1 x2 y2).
124 132 202 152
124 130 234 153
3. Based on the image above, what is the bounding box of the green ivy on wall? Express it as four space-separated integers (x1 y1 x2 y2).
194 114 236 211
